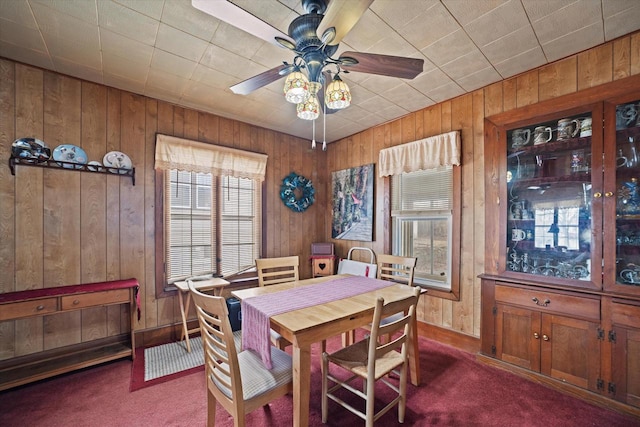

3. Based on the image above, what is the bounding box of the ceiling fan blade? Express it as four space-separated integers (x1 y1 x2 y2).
339 51 424 80
191 0 294 48
316 0 373 45
230 64 289 95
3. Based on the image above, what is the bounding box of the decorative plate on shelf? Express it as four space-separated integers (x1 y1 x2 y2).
87 161 103 172
52 144 87 169
103 151 132 174
11 138 51 163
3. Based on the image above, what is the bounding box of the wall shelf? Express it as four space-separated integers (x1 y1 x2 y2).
9 156 135 185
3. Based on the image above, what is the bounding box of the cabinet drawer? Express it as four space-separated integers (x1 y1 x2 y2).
612 301 640 328
61 289 130 310
0 298 58 321
495 285 599 320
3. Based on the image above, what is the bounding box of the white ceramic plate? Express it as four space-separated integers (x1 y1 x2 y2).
11 138 51 163
87 161 103 172
103 151 132 174
52 144 87 169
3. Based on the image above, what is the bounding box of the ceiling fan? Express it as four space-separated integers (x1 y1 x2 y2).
192 0 424 115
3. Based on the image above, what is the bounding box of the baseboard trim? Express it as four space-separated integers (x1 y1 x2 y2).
416 322 480 354
477 353 640 420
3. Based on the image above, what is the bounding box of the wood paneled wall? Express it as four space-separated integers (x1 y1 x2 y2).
0 32 638 359
326 33 640 339
0 59 326 360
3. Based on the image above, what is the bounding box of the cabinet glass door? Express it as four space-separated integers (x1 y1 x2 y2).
613 98 640 291
505 111 594 285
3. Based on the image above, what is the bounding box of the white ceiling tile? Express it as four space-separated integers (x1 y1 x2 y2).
0 40 54 69
421 29 476 68
442 0 509 26
493 46 546 78
1 0 38 28
376 103 410 121
200 44 267 80
0 19 46 51
100 28 154 64
150 49 197 78
155 23 209 62
113 0 164 20
542 21 604 62
456 66 502 92
407 67 456 96
51 55 103 83
531 0 602 45
44 32 102 69
211 21 266 59
603 4 640 41
463 0 529 47
480 25 540 64
440 49 491 81
103 71 148 94
521 0 578 22
250 41 291 68
161 0 220 41
370 0 439 29
603 0 637 16
396 2 460 51
358 74 409 95
103 52 149 82
190 64 238 90
97 0 159 46
424 81 465 103
228 0 296 34
31 0 97 25
341 10 386 52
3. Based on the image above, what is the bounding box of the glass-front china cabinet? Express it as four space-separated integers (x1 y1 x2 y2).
481 81 640 412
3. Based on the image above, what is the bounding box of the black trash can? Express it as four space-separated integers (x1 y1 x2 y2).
226 297 242 331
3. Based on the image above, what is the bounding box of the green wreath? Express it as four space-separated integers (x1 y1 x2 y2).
280 172 315 212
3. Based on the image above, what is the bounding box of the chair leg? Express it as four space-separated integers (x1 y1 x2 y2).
207 390 217 427
366 378 375 427
321 353 329 423
399 362 408 423
320 339 326 354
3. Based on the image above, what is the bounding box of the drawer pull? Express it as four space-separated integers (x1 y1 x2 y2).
533 332 540 339
36 305 45 311
542 334 550 341
73 300 80 305
532 297 550 307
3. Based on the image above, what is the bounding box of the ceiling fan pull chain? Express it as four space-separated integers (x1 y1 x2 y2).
322 93 327 151
311 119 316 149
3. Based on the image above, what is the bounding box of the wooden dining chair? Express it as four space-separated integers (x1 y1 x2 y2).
189 282 293 427
376 254 417 286
321 286 421 426
255 256 299 350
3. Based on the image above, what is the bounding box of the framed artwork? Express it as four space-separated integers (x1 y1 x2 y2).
331 163 374 241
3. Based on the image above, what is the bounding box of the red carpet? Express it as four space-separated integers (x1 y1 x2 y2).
1 334 638 426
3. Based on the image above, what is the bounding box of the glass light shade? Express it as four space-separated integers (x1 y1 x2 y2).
296 94 320 120
283 71 310 104
325 75 351 110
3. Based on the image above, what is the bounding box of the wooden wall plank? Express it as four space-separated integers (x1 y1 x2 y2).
613 37 631 80
484 82 504 117
0 60 17 360
577 42 613 90
502 77 517 112
538 57 577 101
516 71 538 107
42 72 82 349
631 33 640 76
471 89 485 337
80 82 108 342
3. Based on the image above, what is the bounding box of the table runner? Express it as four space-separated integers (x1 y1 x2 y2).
241 275 394 369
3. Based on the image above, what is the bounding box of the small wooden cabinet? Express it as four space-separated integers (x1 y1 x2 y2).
607 298 640 407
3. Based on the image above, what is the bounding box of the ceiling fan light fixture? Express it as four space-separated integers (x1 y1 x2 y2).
325 74 351 110
320 27 336 45
275 36 297 51
297 81 322 120
283 71 310 104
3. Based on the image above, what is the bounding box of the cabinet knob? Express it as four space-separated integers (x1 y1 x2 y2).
542 334 550 341
36 305 44 311
605 191 614 198
533 332 540 339
73 299 80 305
593 192 602 198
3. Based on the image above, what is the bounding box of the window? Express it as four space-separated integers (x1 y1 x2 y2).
534 207 580 250
391 167 460 299
155 135 267 296
380 131 461 300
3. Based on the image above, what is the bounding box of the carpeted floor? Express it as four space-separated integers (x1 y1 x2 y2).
1 334 638 426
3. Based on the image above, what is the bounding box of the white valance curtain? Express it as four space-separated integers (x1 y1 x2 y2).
155 134 268 181
378 130 460 177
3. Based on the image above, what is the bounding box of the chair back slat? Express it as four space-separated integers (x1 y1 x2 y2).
376 254 417 286
256 256 299 286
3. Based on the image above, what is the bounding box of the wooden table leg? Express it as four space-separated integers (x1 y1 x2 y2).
292 343 311 427
177 290 192 353
409 315 420 386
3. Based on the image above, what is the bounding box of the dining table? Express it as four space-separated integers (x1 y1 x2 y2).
231 274 422 427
